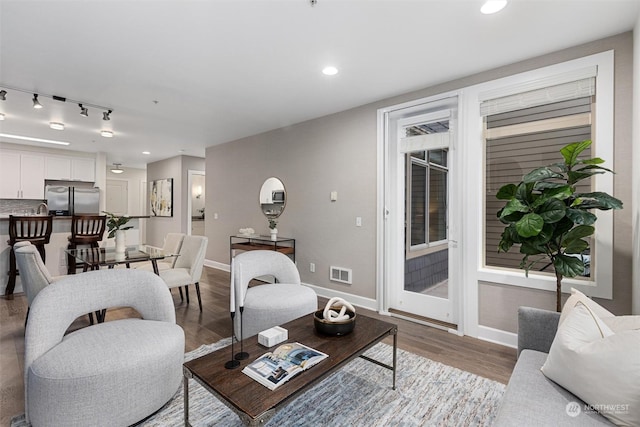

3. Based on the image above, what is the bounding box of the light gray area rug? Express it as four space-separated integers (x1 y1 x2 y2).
12 338 505 426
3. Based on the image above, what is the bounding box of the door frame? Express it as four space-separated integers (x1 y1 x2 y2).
187 169 205 236
376 89 465 335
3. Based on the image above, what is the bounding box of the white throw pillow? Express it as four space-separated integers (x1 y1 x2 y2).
559 288 614 325
542 302 640 426
602 315 640 333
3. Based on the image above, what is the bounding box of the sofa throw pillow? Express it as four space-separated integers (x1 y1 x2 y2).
602 315 640 333
541 302 640 426
558 288 614 325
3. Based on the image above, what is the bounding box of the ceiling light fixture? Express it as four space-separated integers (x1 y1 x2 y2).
142 151 150 155
100 130 113 138
322 66 339 76
0 90 6 101
0 113 4 120
0 133 70 146
49 122 65 130
481 0 508 14
32 94 43 109
103 109 112 121
110 163 124 174
79 103 89 117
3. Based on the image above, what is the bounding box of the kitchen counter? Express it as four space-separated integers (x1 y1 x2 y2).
0 215 150 220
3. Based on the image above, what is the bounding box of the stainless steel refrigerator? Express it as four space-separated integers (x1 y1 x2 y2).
45 185 100 215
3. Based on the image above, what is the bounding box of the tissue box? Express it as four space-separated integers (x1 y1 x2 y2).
258 326 288 347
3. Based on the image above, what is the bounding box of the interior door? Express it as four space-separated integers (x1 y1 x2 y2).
385 97 459 325
106 179 128 215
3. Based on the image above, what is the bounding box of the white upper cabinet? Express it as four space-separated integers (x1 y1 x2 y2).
71 158 95 182
45 156 72 180
44 155 95 182
0 151 45 199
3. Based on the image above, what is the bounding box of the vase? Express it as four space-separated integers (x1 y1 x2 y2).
270 228 278 241
115 230 126 253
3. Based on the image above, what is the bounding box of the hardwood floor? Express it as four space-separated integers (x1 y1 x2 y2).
0 267 516 425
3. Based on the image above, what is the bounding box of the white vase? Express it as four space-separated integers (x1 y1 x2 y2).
270 228 278 241
115 230 126 253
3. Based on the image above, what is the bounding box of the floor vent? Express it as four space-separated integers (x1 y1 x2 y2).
330 266 352 284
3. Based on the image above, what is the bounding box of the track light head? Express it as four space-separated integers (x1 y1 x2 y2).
0 90 6 101
79 103 88 117
103 109 112 121
32 94 43 109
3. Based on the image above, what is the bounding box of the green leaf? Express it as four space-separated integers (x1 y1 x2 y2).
550 217 575 239
522 167 563 183
496 184 517 200
499 198 529 219
553 254 586 278
515 213 544 237
560 140 592 167
567 170 603 185
543 185 573 201
515 182 535 204
576 164 613 174
536 199 566 223
564 239 589 254
533 182 568 191
579 157 604 165
562 225 595 245
565 208 597 225
573 192 623 210
519 241 546 255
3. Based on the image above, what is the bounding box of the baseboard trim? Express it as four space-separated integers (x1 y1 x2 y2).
302 282 378 312
477 325 517 349
205 259 229 272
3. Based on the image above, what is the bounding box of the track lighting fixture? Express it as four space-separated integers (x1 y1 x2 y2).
79 104 88 117
32 94 43 109
110 163 124 174
0 90 6 101
103 109 112 121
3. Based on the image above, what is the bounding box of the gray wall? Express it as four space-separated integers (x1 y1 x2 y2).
146 155 205 247
206 32 634 331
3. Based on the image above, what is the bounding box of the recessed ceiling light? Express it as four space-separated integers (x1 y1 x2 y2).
100 130 113 138
481 0 507 14
0 113 5 120
142 151 150 155
0 133 70 146
322 66 339 76
49 122 65 131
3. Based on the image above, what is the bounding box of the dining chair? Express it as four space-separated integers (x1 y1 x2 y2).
6 215 53 298
159 235 208 311
231 250 317 339
67 215 106 274
135 232 185 273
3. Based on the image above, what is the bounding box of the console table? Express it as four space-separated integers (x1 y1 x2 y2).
230 235 295 262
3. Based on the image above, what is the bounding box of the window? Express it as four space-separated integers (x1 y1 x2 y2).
484 98 594 278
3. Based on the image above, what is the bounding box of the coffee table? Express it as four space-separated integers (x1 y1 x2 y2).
183 312 397 426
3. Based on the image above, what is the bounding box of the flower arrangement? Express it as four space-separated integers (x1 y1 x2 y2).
268 218 278 230
103 211 133 238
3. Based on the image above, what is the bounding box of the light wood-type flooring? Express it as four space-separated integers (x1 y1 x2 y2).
0 267 516 425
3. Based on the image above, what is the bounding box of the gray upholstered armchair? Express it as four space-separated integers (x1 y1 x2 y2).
24 269 185 427
232 250 317 339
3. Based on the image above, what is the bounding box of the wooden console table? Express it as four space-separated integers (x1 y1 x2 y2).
230 235 295 262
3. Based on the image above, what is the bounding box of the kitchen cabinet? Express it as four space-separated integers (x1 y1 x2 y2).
0 151 45 199
45 156 95 182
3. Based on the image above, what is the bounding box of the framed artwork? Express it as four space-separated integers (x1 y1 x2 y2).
150 178 173 217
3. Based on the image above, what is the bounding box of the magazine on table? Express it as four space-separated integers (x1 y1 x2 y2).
242 342 328 390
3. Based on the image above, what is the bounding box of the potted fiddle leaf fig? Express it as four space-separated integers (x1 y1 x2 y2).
496 140 622 312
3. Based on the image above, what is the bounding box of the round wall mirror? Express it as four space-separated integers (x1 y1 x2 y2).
259 177 286 218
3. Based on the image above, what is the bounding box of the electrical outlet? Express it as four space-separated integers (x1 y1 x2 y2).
310 263 315 273
356 217 362 227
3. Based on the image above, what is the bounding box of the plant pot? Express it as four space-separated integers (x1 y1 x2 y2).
115 230 126 253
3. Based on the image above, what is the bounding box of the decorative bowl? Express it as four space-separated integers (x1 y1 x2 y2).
313 308 356 336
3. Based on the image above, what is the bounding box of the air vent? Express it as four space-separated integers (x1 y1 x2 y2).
330 266 352 284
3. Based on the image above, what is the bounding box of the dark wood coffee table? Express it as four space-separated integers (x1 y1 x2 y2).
182 312 397 426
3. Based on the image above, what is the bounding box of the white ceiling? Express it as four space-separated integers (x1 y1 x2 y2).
1 0 639 169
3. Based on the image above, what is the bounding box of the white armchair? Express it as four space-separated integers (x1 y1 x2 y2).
24 269 185 427
232 250 317 339
159 235 208 311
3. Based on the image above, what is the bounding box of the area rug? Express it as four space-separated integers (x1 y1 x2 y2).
12 338 505 426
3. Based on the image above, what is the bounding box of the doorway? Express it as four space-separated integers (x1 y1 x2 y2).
380 94 461 328
188 170 206 236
